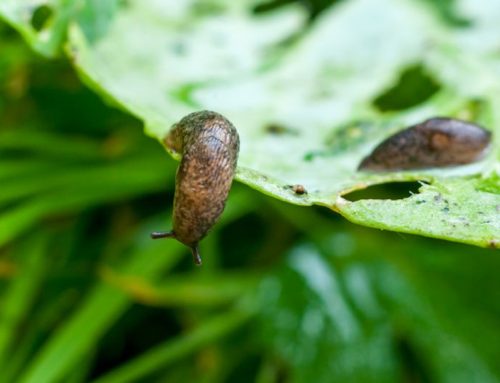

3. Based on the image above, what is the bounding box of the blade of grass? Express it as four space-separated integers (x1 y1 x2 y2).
101 271 260 307
0 232 50 367
91 307 254 383
2 280 92 382
65 352 95 383
0 156 172 206
255 358 280 383
17 237 184 383
0 129 106 160
16 185 253 383
0 158 172 246
0 159 60 180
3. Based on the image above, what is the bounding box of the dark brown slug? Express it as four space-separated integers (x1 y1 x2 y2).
151 111 240 265
358 117 492 171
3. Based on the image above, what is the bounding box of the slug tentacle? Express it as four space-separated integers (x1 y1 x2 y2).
152 111 239 265
150 231 175 239
191 245 202 266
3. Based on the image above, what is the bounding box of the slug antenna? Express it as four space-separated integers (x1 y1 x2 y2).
191 245 202 266
150 231 175 239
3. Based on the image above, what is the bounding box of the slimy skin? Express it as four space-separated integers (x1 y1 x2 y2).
358 117 491 171
151 111 240 265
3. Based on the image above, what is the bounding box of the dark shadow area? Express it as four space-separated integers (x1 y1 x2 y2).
395 335 433 383
29 59 141 137
373 64 440 112
343 181 424 201
89 304 182 380
223 353 262 383
218 213 268 268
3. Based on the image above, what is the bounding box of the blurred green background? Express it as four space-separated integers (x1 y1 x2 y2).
1 3 500 383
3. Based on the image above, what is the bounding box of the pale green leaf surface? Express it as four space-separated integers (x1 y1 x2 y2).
2 0 499 246
338 178 500 247
0 0 75 57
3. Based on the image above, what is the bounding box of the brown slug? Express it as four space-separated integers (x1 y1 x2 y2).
358 117 492 171
151 111 240 265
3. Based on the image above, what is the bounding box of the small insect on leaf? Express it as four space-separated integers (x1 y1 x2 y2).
291 184 307 195
358 117 492 171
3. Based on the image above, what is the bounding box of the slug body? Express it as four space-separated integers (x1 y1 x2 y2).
151 111 239 265
358 117 491 171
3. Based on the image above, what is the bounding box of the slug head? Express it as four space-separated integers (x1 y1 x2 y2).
165 111 231 154
165 123 184 153
423 117 491 154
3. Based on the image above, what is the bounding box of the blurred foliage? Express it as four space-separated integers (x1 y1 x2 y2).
0 2 500 383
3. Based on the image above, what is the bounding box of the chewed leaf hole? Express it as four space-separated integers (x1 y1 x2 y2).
373 64 440 112
264 123 298 136
31 5 53 31
343 181 425 202
425 0 472 27
252 0 343 21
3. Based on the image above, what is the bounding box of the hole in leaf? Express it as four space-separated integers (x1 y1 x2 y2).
253 0 343 21
31 5 54 32
253 0 295 14
343 181 424 201
302 0 346 20
264 123 298 136
423 0 471 27
373 64 440 112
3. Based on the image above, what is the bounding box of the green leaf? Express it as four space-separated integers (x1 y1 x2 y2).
2 0 499 245
338 178 500 248
0 0 75 57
